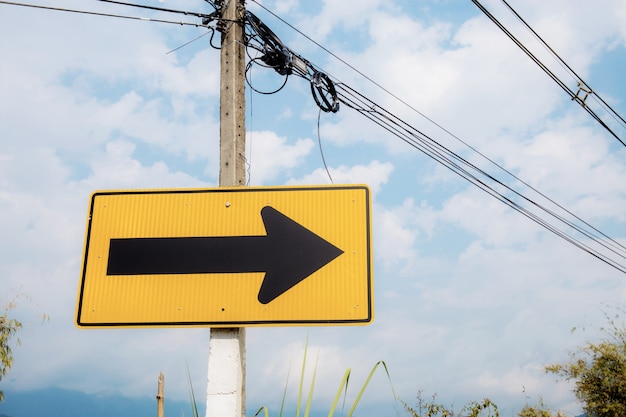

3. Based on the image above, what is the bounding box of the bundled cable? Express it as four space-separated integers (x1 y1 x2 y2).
242 10 339 112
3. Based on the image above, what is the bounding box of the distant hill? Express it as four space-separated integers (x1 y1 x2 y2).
2 388 581 417
0 387 202 417
0 387 337 417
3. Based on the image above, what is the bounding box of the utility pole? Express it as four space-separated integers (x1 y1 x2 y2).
205 1 247 417
218 0 246 188
156 372 164 417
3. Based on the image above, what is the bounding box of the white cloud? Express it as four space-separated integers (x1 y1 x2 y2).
1 2 625 416
272 0 299 15
289 160 393 193
246 130 315 184
80 140 205 189
374 198 438 275
440 188 540 247
297 0 389 44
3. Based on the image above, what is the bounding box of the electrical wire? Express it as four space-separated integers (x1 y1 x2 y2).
248 0 488 135
4 0 624 272
471 0 626 147
93 0 213 19
242 10 339 110
0 0 206 26
166 30 213 54
243 4 626 273
247 77 254 186
336 83 626 273
499 0 626 130
247 0 590 220
244 58 289 94
317 109 334 184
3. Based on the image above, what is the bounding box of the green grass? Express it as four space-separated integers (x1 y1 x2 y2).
185 359 200 417
253 339 397 417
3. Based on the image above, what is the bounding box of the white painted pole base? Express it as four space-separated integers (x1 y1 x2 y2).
205 328 246 417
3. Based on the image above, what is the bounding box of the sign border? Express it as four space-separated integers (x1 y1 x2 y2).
76 184 373 328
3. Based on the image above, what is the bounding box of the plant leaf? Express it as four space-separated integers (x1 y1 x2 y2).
327 368 351 417
185 358 199 417
304 351 320 417
296 337 309 417
346 361 396 417
254 406 270 417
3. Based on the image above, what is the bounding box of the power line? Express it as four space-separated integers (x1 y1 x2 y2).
93 0 213 19
244 0 616 249
499 0 626 130
242 3 626 273
471 0 626 147
336 83 626 273
0 0 206 27
4 0 624 272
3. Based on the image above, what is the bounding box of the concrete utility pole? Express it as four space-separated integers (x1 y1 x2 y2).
205 1 247 417
218 0 247 188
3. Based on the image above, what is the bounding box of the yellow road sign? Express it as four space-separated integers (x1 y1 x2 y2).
76 185 373 327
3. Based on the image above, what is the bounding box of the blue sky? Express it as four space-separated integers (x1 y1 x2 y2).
1 0 625 416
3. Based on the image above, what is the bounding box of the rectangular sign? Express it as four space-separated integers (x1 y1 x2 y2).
76 185 373 327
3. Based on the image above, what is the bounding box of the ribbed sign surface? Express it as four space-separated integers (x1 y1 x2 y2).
76 185 373 327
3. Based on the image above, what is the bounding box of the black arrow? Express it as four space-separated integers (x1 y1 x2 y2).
106 206 344 304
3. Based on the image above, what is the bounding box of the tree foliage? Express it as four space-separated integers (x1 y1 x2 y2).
545 309 626 417
1 301 22 402
401 392 568 417
517 399 565 417
401 391 499 417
